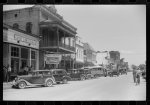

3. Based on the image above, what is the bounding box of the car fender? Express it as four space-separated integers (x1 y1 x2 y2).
17 79 31 86
45 78 55 84
62 76 71 81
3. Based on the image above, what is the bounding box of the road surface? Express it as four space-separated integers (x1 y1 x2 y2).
3 72 146 101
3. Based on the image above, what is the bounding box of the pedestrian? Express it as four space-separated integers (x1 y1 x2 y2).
133 69 136 83
7 64 11 82
29 65 33 72
135 68 142 85
3 65 7 82
23 66 29 75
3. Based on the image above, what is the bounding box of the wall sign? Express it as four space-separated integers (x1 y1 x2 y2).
3 28 39 49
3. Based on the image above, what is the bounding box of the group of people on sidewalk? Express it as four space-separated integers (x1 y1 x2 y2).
133 68 142 85
3 64 33 82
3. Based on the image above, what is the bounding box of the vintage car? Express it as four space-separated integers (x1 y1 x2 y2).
68 68 93 81
50 69 71 84
11 70 55 89
85 66 107 78
119 68 127 75
107 70 119 77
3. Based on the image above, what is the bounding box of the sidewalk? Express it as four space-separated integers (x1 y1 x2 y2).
3 82 12 90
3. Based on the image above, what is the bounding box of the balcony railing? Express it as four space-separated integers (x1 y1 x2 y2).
41 41 75 51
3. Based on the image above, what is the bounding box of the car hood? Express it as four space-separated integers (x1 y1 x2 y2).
17 75 32 79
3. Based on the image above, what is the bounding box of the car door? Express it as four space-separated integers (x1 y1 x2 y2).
52 71 61 82
30 72 44 84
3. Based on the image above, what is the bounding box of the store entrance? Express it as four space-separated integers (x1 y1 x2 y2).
11 58 19 74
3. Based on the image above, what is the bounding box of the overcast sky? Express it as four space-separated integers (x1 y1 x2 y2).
3 5 146 66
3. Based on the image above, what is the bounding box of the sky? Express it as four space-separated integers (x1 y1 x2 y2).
3 5 146 66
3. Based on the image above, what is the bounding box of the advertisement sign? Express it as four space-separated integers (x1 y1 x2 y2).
45 54 62 64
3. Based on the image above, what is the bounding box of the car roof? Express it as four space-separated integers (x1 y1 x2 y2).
68 69 78 70
50 69 66 71
30 70 51 72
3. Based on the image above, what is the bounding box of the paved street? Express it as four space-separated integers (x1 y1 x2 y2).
3 72 146 101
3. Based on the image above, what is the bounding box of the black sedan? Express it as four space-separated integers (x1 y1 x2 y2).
11 70 55 89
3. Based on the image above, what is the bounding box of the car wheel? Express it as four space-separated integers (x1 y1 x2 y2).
63 78 68 84
18 81 26 89
45 79 53 87
80 76 85 80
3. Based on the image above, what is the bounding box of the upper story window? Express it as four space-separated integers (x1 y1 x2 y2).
26 22 32 33
13 23 19 29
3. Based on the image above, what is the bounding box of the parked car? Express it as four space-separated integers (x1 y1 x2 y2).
50 69 71 84
11 70 55 89
107 70 119 77
68 68 93 81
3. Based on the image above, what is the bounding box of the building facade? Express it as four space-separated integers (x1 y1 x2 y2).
3 23 40 75
3 5 77 70
75 36 84 68
109 51 120 65
83 43 97 67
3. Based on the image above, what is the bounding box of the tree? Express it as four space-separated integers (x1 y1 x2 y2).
138 64 146 70
131 64 137 70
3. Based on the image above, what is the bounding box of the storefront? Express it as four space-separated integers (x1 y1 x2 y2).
3 24 40 75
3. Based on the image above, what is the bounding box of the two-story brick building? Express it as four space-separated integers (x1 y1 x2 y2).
3 5 77 70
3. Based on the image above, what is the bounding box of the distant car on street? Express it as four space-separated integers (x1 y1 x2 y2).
119 68 127 75
107 70 119 77
68 68 93 81
11 70 55 89
85 66 107 78
50 69 71 84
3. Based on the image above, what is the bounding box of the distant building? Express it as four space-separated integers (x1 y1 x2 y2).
75 36 84 68
109 51 120 65
83 43 97 67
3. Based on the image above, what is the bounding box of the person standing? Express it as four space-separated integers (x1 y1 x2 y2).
23 66 28 75
135 68 142 85
133 69 136 83
7 64 11 82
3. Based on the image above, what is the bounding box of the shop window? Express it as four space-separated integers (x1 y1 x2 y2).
26 22 32 33
21 48 28 59
31 50 36 59
13 23 19 29
11 46 19 57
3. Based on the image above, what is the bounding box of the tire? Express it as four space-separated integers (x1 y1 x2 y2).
80 76 85 80
18 81 26 89
45 79 53 87
62 78 68 84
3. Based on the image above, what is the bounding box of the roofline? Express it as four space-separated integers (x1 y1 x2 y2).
3 5 34 12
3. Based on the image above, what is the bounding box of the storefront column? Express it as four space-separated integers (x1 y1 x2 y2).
29 48 31 67
36 50 39 69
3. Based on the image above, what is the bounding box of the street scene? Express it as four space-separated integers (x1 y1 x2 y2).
3 5 146 101
3 72 146 101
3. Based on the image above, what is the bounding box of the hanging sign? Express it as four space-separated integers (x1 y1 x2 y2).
45 54 62 64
